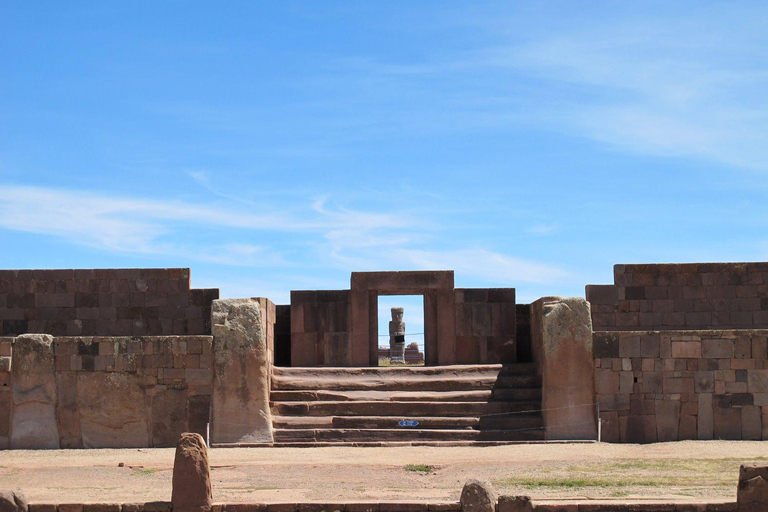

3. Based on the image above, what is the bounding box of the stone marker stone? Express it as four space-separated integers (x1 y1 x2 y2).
0 491 28 512
530 297 597 440
460 480 497 512
738 464 768 512
389 307 406 364
171 432 212 512
497 495 532 512
10 334 60 449
211 298 273 443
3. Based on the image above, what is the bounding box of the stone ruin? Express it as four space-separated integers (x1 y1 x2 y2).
1 262 768 448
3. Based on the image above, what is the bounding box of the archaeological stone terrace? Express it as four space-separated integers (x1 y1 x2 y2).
2 262 768 448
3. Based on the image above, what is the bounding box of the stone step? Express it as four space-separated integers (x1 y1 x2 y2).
273 364 536 377
270 387 542 402
271 400 542 417
271 373 540 392
273 414 542 430
272 428 546 443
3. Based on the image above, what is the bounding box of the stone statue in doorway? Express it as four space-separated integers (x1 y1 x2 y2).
389 307 406 364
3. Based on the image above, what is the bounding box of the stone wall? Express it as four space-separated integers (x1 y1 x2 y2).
290 290 351 366
594 329 768 442
454 288 516 364
0 269 219 337
0 335 212 449
587 262 768 331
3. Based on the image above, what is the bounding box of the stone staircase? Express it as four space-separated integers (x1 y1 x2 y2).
269 364 544 446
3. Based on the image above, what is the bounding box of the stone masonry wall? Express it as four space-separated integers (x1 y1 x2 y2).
0 335 212 449
454 288 516 364
290 290 351 366
0 269 219 337
587 262 768 331
594 329 768 442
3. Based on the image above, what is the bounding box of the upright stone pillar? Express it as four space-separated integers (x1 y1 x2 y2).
211 299 273 444
10 334 60 449
738 464 768 512
530 297 597 440
460 480 497 512
172 432 212 512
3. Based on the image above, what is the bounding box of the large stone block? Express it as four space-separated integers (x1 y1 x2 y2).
152 389 189 447
655 400 681 441
77 372 149 448
0 491 28 512
11 334 60 448
211 299 273 443
172 432 212 512
531 297 597 440
460 480 496 512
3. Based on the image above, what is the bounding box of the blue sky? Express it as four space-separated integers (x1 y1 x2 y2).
2 0 767 337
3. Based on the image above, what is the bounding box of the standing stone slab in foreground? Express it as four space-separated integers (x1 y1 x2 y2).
172 433 212 512
0 491 28 512
530 297 597 440
211 298 273 443
460 480 497 512
10 334 60 449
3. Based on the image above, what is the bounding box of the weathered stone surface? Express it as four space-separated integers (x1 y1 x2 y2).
152 388 189 447
655 400 680 442
738 475 768 511
77 372 149 448
460 480 497 512
172 432 212 512
740 463 768 483
0 491 28 512
531 297 597 440
10 334 60 449
497 495 532 512
211 298 273 443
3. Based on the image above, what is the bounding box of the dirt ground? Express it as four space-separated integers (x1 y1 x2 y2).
1 441 766 505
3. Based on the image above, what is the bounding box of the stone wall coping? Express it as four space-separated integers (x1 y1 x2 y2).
594 328 768 336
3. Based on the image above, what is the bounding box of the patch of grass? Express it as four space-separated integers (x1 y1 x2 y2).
132 468 157 476
405 464 434 473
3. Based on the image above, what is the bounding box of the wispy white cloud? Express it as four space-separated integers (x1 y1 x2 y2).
527 224 558 236
0 183 570 288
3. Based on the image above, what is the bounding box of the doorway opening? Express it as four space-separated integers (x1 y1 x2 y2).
377 295 425 366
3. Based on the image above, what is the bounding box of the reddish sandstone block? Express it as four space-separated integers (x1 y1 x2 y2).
83 505 121 512
671 341 701 358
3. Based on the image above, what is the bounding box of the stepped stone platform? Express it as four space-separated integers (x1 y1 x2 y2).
265 364 545 446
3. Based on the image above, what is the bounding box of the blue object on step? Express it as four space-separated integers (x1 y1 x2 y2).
398 419 419 427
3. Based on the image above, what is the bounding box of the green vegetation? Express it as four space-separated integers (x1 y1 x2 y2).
404 464 434 473
132 468 157 476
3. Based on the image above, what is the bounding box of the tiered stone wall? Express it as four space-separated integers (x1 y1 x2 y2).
290 290 351 366
594 329 768 442
0 268 218 336
0 335 212 449
454 288 516 363
587 263 768 331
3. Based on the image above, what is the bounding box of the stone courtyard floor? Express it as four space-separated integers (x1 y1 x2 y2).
1 441 766 505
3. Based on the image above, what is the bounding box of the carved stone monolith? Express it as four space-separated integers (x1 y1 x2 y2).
211 298 273 443
10 334 60 449
172 432 212 512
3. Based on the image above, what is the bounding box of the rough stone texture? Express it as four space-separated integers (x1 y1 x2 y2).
594 329 768 443
587 262 768 331
531 297 597 440
77 372 148 448
0 268 218 337
460 480 497 512
212 299 273 443
172 432 212 512
0 491 28 512
738 464 768 511
290 291 351 367
10 334 60 448
152 389 189 447
496 495 532 512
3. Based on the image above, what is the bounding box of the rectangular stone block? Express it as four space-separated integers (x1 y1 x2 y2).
671 341 701 358
702 339 734 358
748 370 768 393
595 369 620 395
698 393 714 440
742 405 762 441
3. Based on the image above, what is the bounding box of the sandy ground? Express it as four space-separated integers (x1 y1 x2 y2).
1 441 766 504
